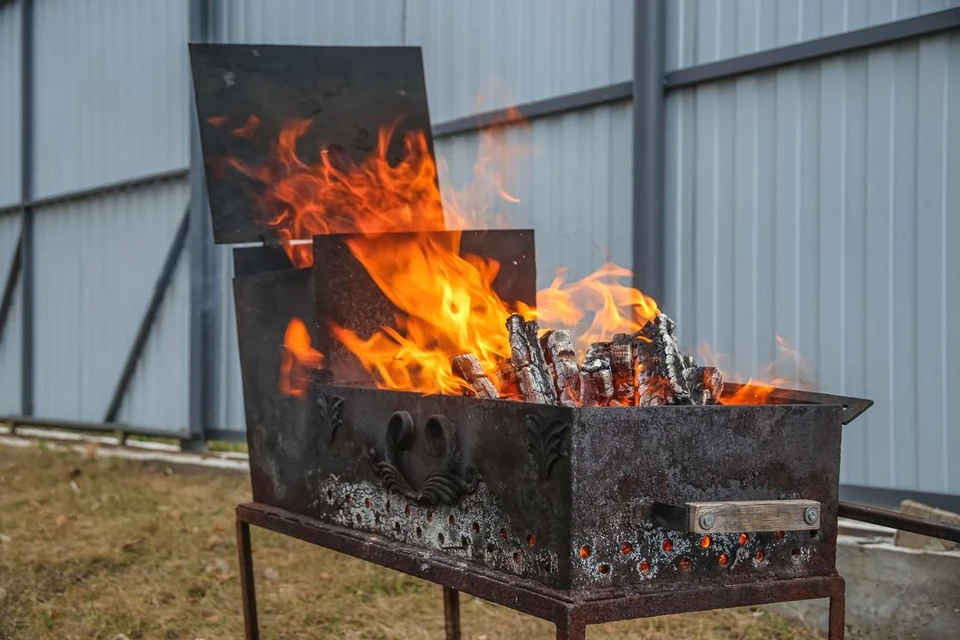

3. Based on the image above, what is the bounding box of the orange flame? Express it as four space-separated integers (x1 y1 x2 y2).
279 318 324 397
227 108 793 405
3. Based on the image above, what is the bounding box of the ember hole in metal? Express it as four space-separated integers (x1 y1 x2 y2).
621 542 633 555
662 539 673 552
775 530 785 540
449 514 456 526
755 550 765 563
700 535 711 549
527 534 536 547
461 536 469 547
578 545 591 559
809 530 819 539
791 548 802 562
598 564 610 574
364 498 371 508
326 490 332 500
427 511 433 522
541 557 551 571
438 532 445 544
719 553 729 566
738 533 748 545
499 528 508 540
345 494 352 504
678 557 691 570
394 522 401 533
486 542 495 553
472 522 480 534
404 504 411 516
513 552 522 565
416 526 422 538
385 501 391 513
639 560 650 573
355 514 361 523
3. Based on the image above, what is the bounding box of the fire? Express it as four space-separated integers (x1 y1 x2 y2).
214 110 797 405
522 264 660 353
279 318 324 398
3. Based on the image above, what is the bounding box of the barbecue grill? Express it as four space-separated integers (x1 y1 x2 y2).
189 44 889 639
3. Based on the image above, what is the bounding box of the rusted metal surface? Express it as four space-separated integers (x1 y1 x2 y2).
442 587 461 640
234 379 849 593
190 45 435 244
236 503 845 639
720 383 873 425
829 592 846 640
838 501 960 543
236 518 260 640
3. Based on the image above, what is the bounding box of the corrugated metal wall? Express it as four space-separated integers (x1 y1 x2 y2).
209 0 635 434
405 0 633 122
0 0 21 207
664 10 960 494
666 0 960 70
0 0 193 433
0 212 22 414
31 0 190 197
32 181 190 432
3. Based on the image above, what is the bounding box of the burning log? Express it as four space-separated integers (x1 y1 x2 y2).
684 365 724 405
610 333 636 405
452 354 500 400
580 342 615 407
540 330 580 408
634 314 690 406
506 314 558 405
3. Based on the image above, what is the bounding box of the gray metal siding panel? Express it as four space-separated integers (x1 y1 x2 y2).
405 0 633 123
214 0 404 46
435 102 632 289
666 0 960 70
663 33 960 494
31 0 189 199
0 0 21 207
32 179 190 434
215 246 245 435
0 212 22 414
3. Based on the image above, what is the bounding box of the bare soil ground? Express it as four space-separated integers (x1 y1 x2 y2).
0 441 823 639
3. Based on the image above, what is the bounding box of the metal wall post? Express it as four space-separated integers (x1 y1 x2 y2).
185 0 219 450
631 0 666 303
20 0 35 416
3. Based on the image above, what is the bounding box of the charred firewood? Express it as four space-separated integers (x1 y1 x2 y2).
452 354 500 400
633 314 691 406
506 314 558 405
684 365 724 405
610 333 636 405
540 329 580 407
579 342 615 407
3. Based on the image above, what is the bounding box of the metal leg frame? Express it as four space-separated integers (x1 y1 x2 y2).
236 503 845 640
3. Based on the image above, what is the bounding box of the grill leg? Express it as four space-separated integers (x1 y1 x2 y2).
236 518 260 640
443 586 461 640
828 594 845 640
556 611 586 640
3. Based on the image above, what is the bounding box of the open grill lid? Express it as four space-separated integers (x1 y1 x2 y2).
189 44 436 244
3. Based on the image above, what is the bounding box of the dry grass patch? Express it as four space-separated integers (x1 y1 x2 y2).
0 442 822 639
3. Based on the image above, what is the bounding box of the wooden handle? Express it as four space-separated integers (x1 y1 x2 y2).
653 499 822 534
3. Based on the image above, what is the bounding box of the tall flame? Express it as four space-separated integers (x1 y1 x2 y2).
212 110 800 404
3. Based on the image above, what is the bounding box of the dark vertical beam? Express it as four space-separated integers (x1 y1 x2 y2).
20 0 35 416
632 0 666 302
0 234 22 346
186 0 218 449
103 208 190 423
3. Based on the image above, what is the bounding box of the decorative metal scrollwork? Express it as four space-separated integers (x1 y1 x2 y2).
372 411 480 507
525 414 569 480
317 392 345 446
